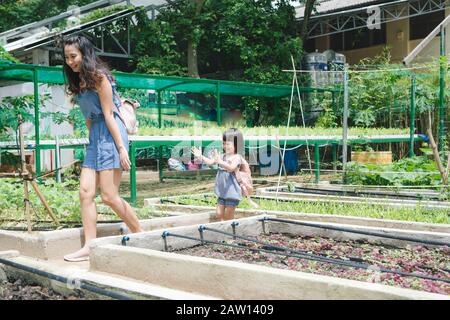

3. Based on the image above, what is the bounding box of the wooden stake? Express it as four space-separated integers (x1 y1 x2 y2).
276 136 288 181
30 180 59 225
427 111 448 185
18 114 32 233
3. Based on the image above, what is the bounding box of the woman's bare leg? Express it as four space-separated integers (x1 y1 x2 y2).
216 204 225 221
64 168 98 261
224 206 236 221
99 169 143 233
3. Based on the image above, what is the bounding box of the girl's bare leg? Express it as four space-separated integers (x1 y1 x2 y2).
216 204 226 221
224 206 236 221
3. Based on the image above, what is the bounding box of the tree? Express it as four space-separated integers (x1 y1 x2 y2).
299 0 318 44
187 0 206 78
132 0 303 125
0 0 97 33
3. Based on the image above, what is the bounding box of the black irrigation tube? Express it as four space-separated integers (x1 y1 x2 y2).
0 257 133 300
263 217 450 247
200 226 450 282
162 230 450 284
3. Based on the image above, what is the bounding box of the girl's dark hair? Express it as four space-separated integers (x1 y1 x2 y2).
222 128 244 155
62 35 113 95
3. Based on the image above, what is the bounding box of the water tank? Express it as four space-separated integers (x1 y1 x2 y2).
304 50 328 87
324 50 346 85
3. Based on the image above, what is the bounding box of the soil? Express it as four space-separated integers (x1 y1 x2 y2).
177 233 450 295
0 278 88 300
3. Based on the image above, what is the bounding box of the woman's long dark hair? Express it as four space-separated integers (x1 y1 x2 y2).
62 35 113 95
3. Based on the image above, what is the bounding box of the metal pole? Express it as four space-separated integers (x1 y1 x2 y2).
216 82 221 127
130 143 136 207
55 135 61 182
33 69 40 178
332 91 336 115
158 146 163 182
157 90 162 129
439 26 445 154
342 64 349 184
332 143 337 173
314 143 320 183
409 75 416 158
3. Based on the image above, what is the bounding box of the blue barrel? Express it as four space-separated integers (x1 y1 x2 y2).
282 149 298 175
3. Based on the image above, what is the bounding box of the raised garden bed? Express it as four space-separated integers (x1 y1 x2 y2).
177 232 450 295
88 215 449 299
156 194 450 225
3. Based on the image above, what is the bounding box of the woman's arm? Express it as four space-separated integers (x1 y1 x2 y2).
97 75 130 170
86 119 91 131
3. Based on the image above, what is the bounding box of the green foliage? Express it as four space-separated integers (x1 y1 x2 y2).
345 156 442 187
315 101 337 128
0 178 81 221
167 194 449 224
80 4 131 25
348 48 407 128
0 0 97 33
0 46 19 63
132 0 301 125
137 125 408 137
0 95 38 136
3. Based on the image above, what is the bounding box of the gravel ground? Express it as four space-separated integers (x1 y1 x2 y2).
177 233 450 295
0 279 88 300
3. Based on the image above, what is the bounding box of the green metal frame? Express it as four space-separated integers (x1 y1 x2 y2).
0 60 422 207
127 134 422 206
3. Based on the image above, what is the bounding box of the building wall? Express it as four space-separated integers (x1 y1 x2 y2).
386 8 410 63
312 4 450 65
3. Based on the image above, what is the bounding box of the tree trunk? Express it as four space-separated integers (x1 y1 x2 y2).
187 40 199 78
299 0 317 45
187 0 205 78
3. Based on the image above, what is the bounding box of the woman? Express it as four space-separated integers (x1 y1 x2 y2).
63 35 143 262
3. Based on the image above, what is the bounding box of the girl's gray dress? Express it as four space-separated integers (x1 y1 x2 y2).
214 154 242 202
76 75 128 171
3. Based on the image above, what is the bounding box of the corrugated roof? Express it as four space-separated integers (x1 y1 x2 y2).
296 0 385 18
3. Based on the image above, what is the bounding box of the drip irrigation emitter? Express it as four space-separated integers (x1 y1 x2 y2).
231 221 239 240
121 236 130 246
198 225 206 245
162 231 170 252
260 217 267 235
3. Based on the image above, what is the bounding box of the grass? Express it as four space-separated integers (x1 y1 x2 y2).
164 194 450 224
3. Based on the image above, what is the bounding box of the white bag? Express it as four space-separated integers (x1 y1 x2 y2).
117 98 139 135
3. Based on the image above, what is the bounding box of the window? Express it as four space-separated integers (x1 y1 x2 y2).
304 37 316 53
329 23 386 51
410 10 444 40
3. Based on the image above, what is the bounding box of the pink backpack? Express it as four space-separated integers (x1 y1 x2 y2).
235 156 253 197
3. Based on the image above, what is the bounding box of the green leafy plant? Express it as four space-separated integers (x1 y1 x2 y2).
345 156 442 187
165 194 449 224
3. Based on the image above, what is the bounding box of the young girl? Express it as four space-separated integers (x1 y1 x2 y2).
62 35 143 262
192 128 246 221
